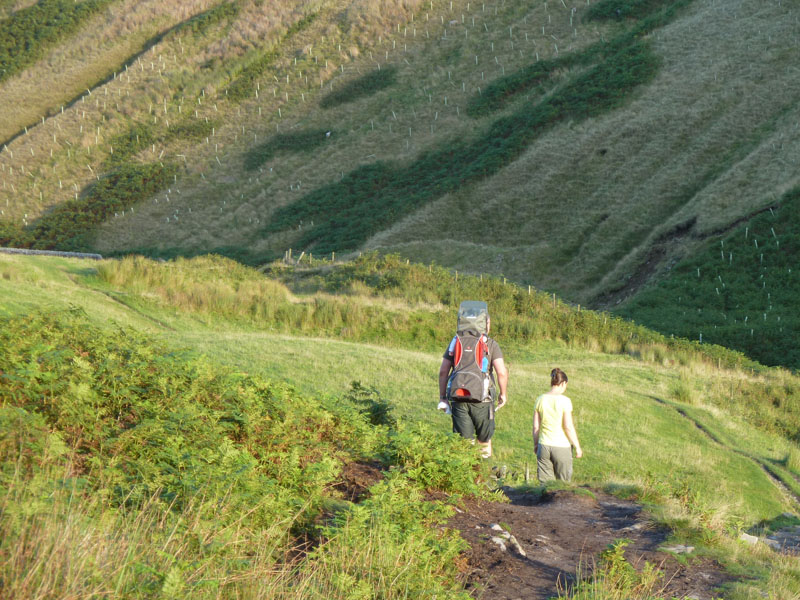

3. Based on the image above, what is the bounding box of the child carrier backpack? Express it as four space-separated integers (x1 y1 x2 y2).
446 301 494 402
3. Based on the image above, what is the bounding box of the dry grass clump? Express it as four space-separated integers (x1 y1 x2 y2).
96 254 291 319
201 0 302 60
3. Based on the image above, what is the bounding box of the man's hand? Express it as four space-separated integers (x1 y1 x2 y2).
496 393 507 410
575 447 583 458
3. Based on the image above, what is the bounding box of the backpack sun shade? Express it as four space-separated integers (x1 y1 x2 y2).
447 301 493 402
457 300 489 335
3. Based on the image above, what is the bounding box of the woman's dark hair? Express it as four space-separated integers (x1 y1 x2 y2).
551 368 568 387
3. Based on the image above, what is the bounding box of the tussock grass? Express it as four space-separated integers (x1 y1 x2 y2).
89 253 800 450
0 482 297 599
786 446 800 474
556 540 667 600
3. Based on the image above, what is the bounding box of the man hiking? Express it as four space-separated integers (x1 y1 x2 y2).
438 301 508 458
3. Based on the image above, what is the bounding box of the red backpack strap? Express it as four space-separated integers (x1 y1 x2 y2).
475 335 485 366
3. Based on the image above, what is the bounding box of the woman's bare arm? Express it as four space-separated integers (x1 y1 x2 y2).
562 411 583 458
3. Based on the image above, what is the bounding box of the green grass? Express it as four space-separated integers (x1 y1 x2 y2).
225 10 318 102
0 307 479 598
0 162 176 251
173 0 240 37
106 118 218 167
1 252 799 597
619 186 800 369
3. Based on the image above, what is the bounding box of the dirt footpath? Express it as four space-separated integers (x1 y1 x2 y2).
447 487 731 600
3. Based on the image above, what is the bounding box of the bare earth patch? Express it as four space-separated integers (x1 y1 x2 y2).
447 488 732 600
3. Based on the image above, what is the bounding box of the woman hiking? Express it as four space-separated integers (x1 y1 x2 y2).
533 368 582 482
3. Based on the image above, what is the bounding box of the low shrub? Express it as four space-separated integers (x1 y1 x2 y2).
619 187 800 369
106 118 217 166
0 307 490 597
0 163 175 251
174 0 240 37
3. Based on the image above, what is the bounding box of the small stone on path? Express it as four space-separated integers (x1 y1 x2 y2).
739 532 758 545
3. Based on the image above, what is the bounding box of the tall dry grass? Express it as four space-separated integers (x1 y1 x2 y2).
0 479 302 599
97 254 290 319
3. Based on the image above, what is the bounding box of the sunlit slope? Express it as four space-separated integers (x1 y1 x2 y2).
88 0 605 260
3 252 800 527
0 0 428 230
1 0 798 314
0 0 222 142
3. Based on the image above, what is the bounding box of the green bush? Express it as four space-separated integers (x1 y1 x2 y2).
226 11 317 102
105 122 158 166
557 539 664 599
0 307 488 597
174 0 240 36
106 118 217 166
319 67 398 109
466 57 563 117
344 381 397 428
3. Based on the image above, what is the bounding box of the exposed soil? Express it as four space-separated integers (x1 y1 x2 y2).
447 487 732 600
591 203 782 311
334 460 386 502
334 463 734 598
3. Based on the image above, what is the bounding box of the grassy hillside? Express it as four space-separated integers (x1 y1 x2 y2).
2 0 800 358
3 252 800 597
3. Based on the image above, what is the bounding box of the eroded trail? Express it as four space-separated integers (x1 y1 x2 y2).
447 488 731 600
